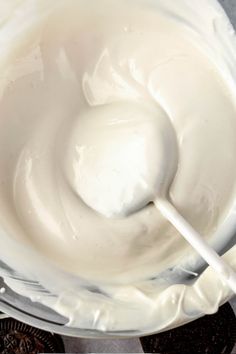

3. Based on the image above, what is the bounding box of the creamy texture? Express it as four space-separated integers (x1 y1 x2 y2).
66 101 178 218
0 0 236 334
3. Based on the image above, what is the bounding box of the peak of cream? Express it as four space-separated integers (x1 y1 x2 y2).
0 0 235 334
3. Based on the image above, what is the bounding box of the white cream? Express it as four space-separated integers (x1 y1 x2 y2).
66 101 178 218
0 0 235 334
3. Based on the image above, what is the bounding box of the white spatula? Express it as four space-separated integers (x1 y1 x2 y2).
155 198 236 293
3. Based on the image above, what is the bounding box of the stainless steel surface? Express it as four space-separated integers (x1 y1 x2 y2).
63 337 143 353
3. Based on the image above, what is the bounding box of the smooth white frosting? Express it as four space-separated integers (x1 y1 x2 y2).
66 101 178 218
0 0 235 334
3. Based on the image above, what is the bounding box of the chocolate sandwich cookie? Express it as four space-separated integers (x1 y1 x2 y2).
140 302 236 354
0 315 65 353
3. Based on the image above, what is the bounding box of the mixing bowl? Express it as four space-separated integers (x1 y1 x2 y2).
0 0 235 338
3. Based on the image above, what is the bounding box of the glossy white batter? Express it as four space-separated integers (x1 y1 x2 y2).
0 0 236 333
